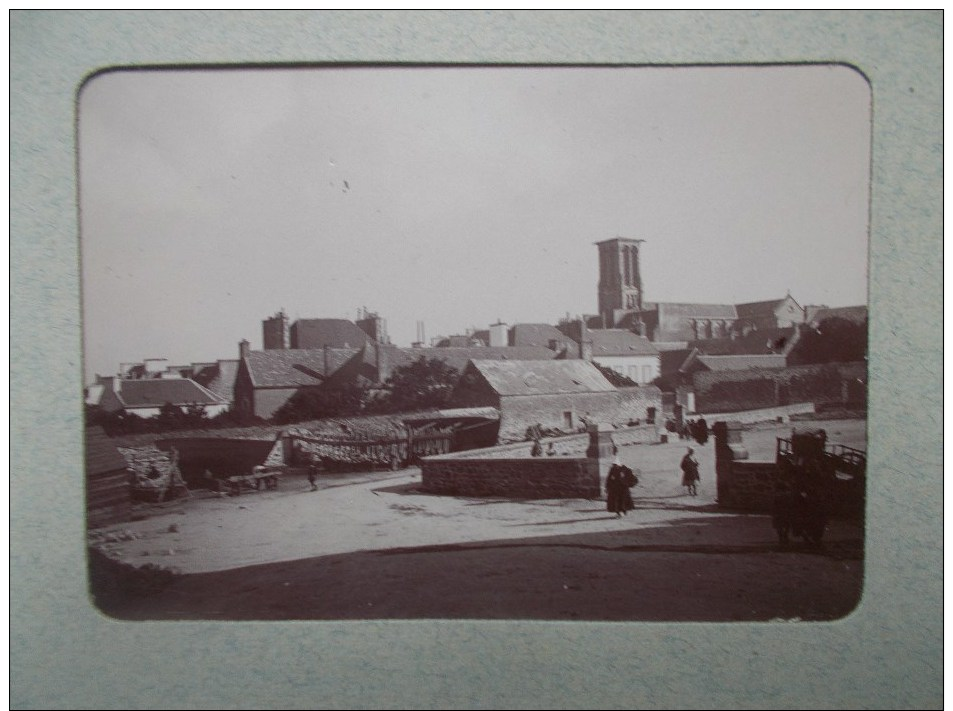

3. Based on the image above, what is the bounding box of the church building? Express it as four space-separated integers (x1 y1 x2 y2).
593 237 808 346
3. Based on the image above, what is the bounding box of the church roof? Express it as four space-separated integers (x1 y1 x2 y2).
654 302 738 319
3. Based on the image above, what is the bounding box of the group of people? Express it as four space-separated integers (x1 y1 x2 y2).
680 417 709 445
605 445 702 516
530 439 558 457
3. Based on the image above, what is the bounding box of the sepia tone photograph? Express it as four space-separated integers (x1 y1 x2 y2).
80 63 871 622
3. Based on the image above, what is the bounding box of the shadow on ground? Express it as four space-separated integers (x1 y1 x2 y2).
92 513 864 623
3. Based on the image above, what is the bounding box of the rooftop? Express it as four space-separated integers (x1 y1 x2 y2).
468 359 616 396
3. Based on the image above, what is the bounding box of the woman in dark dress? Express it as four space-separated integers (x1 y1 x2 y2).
680 447 700 496
606 463 636 518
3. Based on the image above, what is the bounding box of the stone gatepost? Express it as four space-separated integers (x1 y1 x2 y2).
586 423 617 494
712 421 749 506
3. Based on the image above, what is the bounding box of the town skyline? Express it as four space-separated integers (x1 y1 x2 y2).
80 65 871 383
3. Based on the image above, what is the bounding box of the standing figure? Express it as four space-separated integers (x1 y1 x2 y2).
695 418 709 445
546 442 557 456
307 461 318 491
605 463 635 518
680 447 700 496
530 439 543 457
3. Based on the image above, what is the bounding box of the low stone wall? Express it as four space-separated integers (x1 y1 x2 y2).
421 455 600 499
716 460 778 511
699 402 816 425
449 423 660 460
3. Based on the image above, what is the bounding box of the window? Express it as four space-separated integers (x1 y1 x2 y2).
563 411 573 430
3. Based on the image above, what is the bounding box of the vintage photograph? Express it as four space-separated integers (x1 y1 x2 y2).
80 64 870 621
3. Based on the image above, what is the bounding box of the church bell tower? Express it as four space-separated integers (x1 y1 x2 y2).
596 237 644 327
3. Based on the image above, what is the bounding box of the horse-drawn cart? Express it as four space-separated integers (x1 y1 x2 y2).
772 429 866 546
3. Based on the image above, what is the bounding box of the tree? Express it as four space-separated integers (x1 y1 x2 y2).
376 357 460 413
790 318 868 365
272 382 366 424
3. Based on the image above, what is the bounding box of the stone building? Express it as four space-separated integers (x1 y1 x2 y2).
96 377 229 419
233 338 559 420
449 359 661 441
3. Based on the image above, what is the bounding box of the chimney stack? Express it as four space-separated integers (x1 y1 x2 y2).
239 339 250 359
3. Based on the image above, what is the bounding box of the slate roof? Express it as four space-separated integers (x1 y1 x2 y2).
401 407 501 424
468 359 616 396
659 349 693 375
243 348 360 388
509 323 577 349
656 302 738 319
114 379 227 408
734 298 786 318
688 327 797 356
436 335 486 347
85 426 130 475
291 319 370 349
201 360 239 403
693 354 788 371
809 305 868 326
588 329 659 356
387 346 557 375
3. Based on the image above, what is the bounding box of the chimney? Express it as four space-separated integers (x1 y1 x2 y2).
489 320 508 348
262 310 289 350
578 318 593 361
375 343 390 383
357 311 389 344
239 339 250 359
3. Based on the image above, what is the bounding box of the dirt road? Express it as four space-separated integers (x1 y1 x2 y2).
90 420 865 621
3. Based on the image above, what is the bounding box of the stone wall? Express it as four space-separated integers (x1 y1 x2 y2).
420 424 615 498
496 387 662 442
716 460 779 511
713 421 777 512
421 455 600 499
698 402 816 424
496 391 615 441
615 386 663 423
692 361 867 414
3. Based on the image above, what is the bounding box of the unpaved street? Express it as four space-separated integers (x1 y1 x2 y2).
90 420 865 621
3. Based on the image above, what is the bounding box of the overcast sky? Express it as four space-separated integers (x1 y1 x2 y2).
79 64 870 383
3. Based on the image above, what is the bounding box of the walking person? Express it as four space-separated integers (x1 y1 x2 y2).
307 461 318 491
680 447 700 496
606 462 636 518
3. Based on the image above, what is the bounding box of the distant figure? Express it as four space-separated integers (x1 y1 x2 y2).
680 447 700 496
307 462 318 491
606 463 636 518
546 442 557 456
530 439 543 457
695 418 709 445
